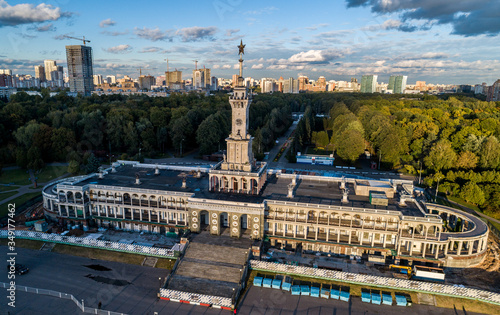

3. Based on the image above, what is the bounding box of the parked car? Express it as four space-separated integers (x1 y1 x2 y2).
7 264 29 275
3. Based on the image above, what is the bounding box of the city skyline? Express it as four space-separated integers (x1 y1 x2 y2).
1 1 500 84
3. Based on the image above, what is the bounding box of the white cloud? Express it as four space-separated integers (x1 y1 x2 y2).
288 49 346 64
35 23 55 32
0 1 72 26
213 65 220 69
139 46 166 53
176 26 217 42
99 18 116 28
251 64 264 69
225 28 240 37
221 64 231 69
103 44 132 54
134 27 172 42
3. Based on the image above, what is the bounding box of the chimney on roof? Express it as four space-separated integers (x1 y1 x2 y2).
340 176 345 189
182 177 187 189
155 165 160 175
135 174 141 185
287 183 295 198
111 165 117 173
342 188 349 203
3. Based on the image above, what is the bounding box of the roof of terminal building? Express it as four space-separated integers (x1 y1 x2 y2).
58 164 424 217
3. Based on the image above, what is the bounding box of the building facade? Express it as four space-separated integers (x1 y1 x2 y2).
361 75 378 93
388 75 408 94
166 70 182 87
66 45 94 96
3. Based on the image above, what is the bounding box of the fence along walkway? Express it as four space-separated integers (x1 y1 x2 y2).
0 230 177 259
0 282 127 315
249 260 500 306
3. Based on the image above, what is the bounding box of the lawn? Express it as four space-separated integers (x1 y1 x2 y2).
0 185 19 192
52 243 175 269
36 165 69 183
0 166 68 186
0 191 18 203
0 168 31 185
7 192 41 208
0 238 45 250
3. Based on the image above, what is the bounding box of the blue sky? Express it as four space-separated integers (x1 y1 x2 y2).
1 0 500 84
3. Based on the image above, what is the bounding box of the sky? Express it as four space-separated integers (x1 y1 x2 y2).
0 0 500 84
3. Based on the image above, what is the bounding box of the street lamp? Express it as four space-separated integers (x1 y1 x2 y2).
418 160 423 185
378 149 382 170
180 138 184 157
159 277 162 288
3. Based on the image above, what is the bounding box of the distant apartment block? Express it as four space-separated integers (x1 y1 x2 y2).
166 70 182 87
388 75 407 94
487 79 500 102
35 65 46 82
361 75 378 93
66 45 94 96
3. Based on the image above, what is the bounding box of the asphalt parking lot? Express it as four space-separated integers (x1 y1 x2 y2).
0 246 227 315
0 246 490 315
237 286 486 315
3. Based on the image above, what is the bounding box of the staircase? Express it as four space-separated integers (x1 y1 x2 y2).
165 231 252 299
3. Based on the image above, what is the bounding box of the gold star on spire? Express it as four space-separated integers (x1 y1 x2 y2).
238 40 245 55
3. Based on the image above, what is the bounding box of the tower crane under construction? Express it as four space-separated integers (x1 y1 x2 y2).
63 35 91 46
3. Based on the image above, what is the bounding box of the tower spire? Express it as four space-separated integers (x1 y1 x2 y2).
237 40 245 86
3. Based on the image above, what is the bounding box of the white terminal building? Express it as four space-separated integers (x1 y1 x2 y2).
42 47 488 269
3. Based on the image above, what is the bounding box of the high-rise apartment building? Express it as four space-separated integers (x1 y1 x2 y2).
35 65 46 82
487 79 500 102
388 75 408 94
192 68 211 89
93 74 103 86
106 75 116 84
66 45 94 96
232 74 240 88
298 76 309 91
44 60 57 81
361 75 378 93
165 70 182 87
138 75 156 90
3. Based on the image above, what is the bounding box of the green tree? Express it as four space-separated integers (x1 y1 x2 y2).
478 136 500 169
459 181 486 205
85 153 100 174
456 151 478 170
51 127 76 161
336 129 365 163
424 140 457 171
68 160 80 174
27 146 44 171
196 114 224 155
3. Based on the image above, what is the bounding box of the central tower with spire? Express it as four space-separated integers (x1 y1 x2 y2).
222 40 254 172
208 41 267 194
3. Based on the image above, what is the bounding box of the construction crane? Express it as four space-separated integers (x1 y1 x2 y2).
193 60 198 70
164 58 177 73
138 68 142 77
63 35 91 46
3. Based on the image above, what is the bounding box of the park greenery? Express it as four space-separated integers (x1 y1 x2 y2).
1 91 499 220
287 93 500 220
0 91 293 173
